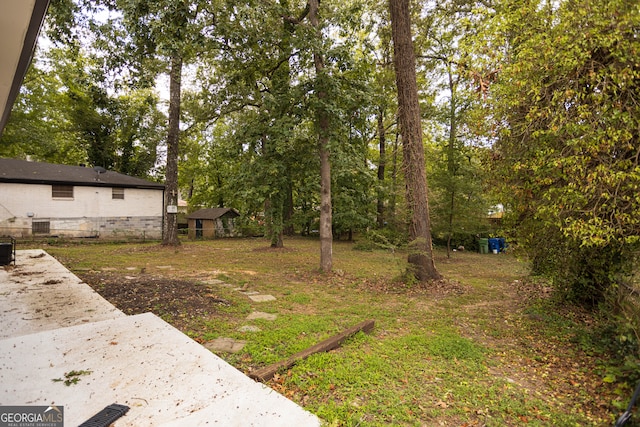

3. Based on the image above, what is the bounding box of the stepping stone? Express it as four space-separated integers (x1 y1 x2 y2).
203 337 247 354
203 278 225 285
125 267 137 271
157 265 173 270
248 294 276 303
238 325 261 333
246 312 277 321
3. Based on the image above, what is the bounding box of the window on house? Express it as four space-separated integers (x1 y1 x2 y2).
52 185 73 198
32 220 50 234
112 188 125 200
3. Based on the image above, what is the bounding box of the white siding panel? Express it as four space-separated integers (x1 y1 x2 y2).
0 183 163 219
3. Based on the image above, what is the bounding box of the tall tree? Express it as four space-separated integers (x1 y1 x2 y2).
110 0 208 245
191 0 344 268
367 8 397 230
261 0 300 248
389 0 441 281
111 89 165 179
308 0 333 272
185 0 306 248
164 52 183 245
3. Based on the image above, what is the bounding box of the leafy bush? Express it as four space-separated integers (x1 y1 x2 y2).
234 216 264 237
352 228 407 252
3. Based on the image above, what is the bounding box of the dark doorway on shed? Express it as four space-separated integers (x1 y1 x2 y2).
195 219 203 239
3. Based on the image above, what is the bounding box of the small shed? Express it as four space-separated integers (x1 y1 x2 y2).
187 208 240 239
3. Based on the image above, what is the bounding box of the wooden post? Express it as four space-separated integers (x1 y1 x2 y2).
249 319 375 382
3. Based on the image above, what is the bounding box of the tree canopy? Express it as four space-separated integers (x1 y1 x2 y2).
4 0 639 298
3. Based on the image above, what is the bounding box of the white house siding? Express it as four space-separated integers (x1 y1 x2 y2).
0 183 163 238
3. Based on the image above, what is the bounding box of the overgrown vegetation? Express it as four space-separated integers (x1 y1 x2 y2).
38 237 638 425
484 0 640 387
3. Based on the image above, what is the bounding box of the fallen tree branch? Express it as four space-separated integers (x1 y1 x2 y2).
249 319 375 382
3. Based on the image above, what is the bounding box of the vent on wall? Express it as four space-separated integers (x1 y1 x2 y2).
32 219 50 234
112 188 124 199
52 185 73 198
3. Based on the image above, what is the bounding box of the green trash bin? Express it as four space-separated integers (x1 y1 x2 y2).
479 238 489 254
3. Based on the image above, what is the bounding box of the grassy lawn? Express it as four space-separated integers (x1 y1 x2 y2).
38 236 626 426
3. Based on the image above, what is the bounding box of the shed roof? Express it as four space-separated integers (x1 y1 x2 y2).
0 158 164 190
187 208 239 220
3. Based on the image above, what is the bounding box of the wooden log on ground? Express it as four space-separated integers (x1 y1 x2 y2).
249 319 375 382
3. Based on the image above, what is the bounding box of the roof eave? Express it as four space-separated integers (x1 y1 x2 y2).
0 0 51 136
0 177 165 190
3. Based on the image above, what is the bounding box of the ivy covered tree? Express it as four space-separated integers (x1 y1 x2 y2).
389 0 441 281
485 0 640 304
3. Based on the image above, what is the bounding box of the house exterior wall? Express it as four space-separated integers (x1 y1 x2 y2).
0 182 163 239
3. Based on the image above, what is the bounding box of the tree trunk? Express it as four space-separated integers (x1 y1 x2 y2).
376 108 387 228
389 0 440 281
262 135 284 248
284 180 295 236
162 53 182 246
270 201 284 248
446 65 457 259
309 0 332 272
389 130 399 226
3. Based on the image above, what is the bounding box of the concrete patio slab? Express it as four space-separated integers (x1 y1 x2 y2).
0 250 125 339
0 250 321 427
0 313 319 426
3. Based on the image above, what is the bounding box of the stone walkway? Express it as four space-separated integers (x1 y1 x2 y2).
203 283 279 353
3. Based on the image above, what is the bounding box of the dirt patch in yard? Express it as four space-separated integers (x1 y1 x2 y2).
78 271 233 330
355 276 467 299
